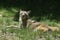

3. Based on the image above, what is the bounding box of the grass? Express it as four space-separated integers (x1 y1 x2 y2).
0 8 60 40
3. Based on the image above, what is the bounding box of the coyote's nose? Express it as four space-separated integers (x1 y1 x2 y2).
22 15 25 17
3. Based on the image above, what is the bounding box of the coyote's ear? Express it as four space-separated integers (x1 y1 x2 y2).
27 10 31 14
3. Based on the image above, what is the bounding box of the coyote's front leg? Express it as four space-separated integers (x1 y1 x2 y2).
19 17 23 28
19 21 23 28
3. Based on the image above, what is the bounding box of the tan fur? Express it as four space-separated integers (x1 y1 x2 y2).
27 19 41 29
48 26 59 31
27 20 49 32
34 24 49 32
34 23 59 32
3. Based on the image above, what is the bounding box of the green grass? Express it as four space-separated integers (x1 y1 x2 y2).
2 27 60 40
0 8 60 40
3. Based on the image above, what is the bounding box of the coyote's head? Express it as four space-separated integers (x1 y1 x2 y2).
19 9 31 21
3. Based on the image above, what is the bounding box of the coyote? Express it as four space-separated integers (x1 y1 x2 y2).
19 9 59 32
19 9 31 28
